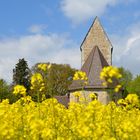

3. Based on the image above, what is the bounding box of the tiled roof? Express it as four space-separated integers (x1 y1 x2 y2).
69 46 110 91
54 95 69 108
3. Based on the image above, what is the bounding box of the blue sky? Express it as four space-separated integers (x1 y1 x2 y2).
0 0 140 82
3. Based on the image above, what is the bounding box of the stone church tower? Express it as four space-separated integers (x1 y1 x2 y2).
68 17 114 104
81 17 113 65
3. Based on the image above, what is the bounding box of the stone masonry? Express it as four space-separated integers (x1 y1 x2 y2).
81 17 113 65
70 90 110 104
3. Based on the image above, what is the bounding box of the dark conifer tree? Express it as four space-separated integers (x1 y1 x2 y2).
13 58 31 91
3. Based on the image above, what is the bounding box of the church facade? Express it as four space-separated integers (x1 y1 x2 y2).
68 17 114 104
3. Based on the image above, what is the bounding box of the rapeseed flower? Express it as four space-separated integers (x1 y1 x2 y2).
100 66 122 93
73 91 81 97
13 85 26 96
31 73 45 91
73 71 88 81
100 66 122 81
0 92 140 139
89 93 97 100
38 63 51 72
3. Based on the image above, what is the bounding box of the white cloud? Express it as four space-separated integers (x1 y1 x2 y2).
60 0 137 24
124 34 140 55
28 24 47 33
61 0 117 24
112 22 140 75
0 34 80 83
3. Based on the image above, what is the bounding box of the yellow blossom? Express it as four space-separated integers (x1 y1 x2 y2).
102 82 107 86
13 85 26 96
0 92 140 139
31 73 45 92
118 94 140 109
89 93 97 100
38 63 51 72
100 66 122 94
73 91 81 97
107 78 113 83
38 63 47 71
125 94 139 107
114 85 122 92
73 71 88 81
31 73 44 87
100 66 122 82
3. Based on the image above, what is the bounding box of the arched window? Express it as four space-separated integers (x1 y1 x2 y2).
90 93 98 101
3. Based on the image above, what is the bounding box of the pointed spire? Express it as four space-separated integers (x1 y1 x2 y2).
94 16 100 24
81 17 113 65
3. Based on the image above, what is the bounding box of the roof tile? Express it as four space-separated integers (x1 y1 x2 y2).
69 46 110 90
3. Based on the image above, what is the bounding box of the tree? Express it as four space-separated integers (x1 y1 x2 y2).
118 67 133 98
119 67 133 87
0 79 17 103
47 63 76 96
31 63 76 98
127 75 140 97
0 79 10 101
13 58 31 91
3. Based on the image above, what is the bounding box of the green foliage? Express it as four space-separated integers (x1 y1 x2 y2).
119 67 133 86
119 67 133 98
13 58 31 91
127 75 140 97
0 79 17 103
0 79 10 101
31 63 76 99
47 63 76 96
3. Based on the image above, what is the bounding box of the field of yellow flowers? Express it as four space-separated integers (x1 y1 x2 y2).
0 94 140 140
0 64 140 140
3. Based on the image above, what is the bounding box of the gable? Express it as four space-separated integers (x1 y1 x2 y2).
81 17 113 65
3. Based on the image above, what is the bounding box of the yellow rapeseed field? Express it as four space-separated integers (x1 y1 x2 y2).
0 95 140 139
0 64 139 139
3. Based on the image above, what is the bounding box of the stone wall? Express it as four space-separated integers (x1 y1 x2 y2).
70 90 122 105
81 18 112 65
70 90 110 104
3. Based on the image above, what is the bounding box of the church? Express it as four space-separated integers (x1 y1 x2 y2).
55 17 118 106
68 17 114 104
